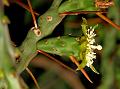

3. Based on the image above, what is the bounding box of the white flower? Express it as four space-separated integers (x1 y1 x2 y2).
85 26 102 67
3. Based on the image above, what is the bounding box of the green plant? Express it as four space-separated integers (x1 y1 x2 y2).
0 0 120 89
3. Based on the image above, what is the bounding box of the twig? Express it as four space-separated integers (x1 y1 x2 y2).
96 12 120 31
15 0 39 16
60 11 107 15
26 67 41 89
69 55 93 83
27 0 38 29
37 50 76 73
31 56 85 89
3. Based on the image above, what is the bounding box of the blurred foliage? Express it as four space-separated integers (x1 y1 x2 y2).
1 0 120 89
0 2 22 89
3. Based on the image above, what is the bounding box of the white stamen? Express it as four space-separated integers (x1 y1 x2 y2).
85 26 102 67
96 45 102 50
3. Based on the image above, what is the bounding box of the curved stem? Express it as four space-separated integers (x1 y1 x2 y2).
26 67 41 89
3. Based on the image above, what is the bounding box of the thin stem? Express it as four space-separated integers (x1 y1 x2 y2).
37 50 76 73
69 56 93 83
26 67 41 89
60 11 120 31
96 12 120 30
15 0 39 16
27 0 38 28
60 11 107 15
31 56 86 89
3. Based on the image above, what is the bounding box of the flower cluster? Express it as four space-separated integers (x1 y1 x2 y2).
85 27 102 67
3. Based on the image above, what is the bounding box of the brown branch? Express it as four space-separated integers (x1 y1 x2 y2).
37 50 76 73
60 11 107 15
96 12 120 31
37 50 93 83
27 0 38 28
26 67 41 89
60 11 120 31
69 56 93 83
15 0 39 16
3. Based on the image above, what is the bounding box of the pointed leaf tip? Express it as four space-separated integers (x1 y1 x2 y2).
90 65 99 74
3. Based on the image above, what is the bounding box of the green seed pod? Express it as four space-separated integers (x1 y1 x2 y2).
37 36 81 60
36 36 92 70
58 0 97 13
